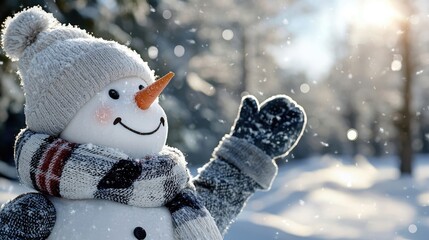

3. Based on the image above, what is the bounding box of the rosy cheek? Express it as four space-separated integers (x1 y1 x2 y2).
95 106 113 124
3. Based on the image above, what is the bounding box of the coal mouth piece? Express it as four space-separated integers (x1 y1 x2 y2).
113 117 165 135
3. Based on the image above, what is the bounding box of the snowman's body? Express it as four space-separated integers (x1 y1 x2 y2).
48 198 174 240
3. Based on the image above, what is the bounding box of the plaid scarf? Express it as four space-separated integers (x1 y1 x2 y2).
15 128 222 240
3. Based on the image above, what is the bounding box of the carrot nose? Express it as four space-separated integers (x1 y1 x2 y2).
135 72 174 110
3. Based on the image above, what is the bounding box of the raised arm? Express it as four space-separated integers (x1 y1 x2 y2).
193 95 306 234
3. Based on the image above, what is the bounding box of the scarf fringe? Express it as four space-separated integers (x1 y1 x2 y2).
174 216 223 240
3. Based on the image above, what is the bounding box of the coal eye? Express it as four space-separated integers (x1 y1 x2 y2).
139 85 144 90
133 227 146 239
109 89 120 100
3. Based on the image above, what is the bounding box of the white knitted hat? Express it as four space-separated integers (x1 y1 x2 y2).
1 6 155 135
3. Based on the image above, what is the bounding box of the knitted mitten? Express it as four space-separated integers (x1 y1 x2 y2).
0 192 56 240
231 95 306 159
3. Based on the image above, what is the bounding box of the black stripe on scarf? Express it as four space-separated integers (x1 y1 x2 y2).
95 159 142 204
97 160 142 189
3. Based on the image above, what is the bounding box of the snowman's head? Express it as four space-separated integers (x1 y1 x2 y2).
61 73 173 157
1 7 174 157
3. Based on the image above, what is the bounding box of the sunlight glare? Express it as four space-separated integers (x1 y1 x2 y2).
359 0 401 27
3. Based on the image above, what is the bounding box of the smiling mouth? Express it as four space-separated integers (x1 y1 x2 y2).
113 117 165 135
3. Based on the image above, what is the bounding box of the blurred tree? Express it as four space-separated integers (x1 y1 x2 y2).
395 0 415 175
321 0 427 176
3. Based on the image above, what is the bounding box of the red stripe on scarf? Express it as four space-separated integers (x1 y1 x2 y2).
36 139 75 196
49 142 76 196
36 139 63 194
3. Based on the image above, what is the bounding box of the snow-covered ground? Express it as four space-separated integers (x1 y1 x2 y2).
1 155 428 240
226 155 429 240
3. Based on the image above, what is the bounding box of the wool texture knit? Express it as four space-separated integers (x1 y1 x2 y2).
0 193 56 240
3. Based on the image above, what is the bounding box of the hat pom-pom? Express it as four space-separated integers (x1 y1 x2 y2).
1 6 59 60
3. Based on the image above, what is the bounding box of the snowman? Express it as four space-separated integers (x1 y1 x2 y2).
0 6 306 240
48 72 179 240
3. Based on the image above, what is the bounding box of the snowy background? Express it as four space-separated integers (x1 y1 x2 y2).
1 0 429 239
